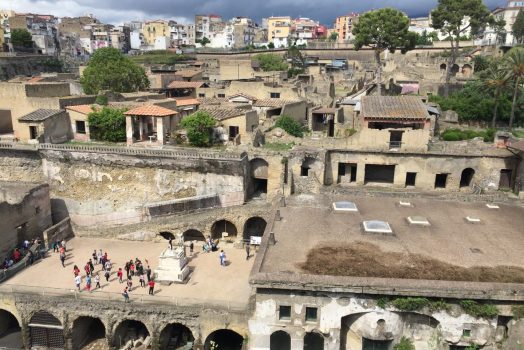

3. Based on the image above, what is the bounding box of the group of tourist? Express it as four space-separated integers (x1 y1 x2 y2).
2 239 40 270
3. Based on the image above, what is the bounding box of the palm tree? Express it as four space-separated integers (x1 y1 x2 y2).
480 64 510 127
504 47 524 128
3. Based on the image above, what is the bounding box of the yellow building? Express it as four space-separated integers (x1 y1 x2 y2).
334 13 358 43
142 20 170 46
0 27 4 47
267 16 291 47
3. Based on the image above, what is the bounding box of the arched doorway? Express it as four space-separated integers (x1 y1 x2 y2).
250 158 269 197
72 316 106 349
439 63 447 71
204 329 243 350
159 323 194 350
211 220 238 239
270 330 290 350
159 231 175 240
304 332 324 350
462 64 473 77
183 229 205 242
451 64 460 76
460 168 475 188
29 311 64 349
113 320 149 348
0 310 22 348
243 217 267 241
301 157 316 177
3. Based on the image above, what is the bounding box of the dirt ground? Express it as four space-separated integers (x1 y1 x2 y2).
299 241 524 283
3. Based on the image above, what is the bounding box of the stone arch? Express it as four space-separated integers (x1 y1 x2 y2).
204 329 243 350
250 158 269 196
304 331 324 350
29 310 64 349
301 157 317 177
112 319 150 348
183 229 205 242
462 64 473 77
71 316 106 350
439 63 447 71
243 217 267 241
0 309 22 348
460 168 475 188
270 330 291 350
159 323 195 350
211 220 238 239
159 231 176 240
451 64 460 76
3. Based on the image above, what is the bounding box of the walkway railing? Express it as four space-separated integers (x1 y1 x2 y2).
0 243 46 283
0 283 247 312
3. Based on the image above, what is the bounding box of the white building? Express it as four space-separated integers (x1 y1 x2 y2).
154 36 170 50
476 1 524 46
130 31 142 50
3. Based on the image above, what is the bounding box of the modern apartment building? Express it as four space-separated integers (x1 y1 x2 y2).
267 16 291 47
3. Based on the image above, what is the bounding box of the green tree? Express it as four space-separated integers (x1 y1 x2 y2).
431 0 494 96
513 10 524 45
197 37 211 47
329 32 339 42
254 53 288 71
503 47 524 128
286 46 305 77
268 42 275 49
479 63 511 127
473 55 491 73
180 111 216 147
87 107 127 142
416 30 433 46
81 47 149 95
394 337 415 350
275 115 304 137
10 28 33 47
353 8 416 95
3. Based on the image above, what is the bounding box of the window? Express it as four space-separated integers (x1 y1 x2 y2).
270 92 281 99
405 172 417 187
217 93 226 98
435 173 448 189
305 307 318 322
279 305 291 320
462 329 471 337
75 120 86 134
198 93 206 98
29 126 38 140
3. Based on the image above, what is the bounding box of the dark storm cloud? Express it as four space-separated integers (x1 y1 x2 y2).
25 0 507 25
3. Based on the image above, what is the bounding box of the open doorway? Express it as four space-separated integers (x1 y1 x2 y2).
499 169 512 190
460 168 475 188
338 163 357 183
362 338 392 350
434 173 448 189
405 172 417 187
364 165 395 184
0 110 13 134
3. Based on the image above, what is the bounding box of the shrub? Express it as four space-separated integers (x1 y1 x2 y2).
87 107 127 142
392 297 429 311
275 115 305 138
394 337 415 350
460 300 498 319
95 95 108 106
376 297 389 309
254 53 288 71
179 111 216 147
441 128 496 142
428 300 451 313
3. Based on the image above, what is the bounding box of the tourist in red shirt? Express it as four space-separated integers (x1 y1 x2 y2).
148 279 155 295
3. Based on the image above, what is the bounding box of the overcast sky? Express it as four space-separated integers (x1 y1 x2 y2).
3 0 507 26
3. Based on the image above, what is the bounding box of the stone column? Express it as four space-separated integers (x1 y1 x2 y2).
126 116 134 145
326 328 341 350
156 117 164 145
291 335 304 350
139 117 144 141
356 162 366 185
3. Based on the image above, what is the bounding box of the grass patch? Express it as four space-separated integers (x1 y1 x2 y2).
441 128 496 142
392 297 429 311
394 337 415 350
263 142 294 151
459 300 498 319
512 305 524 319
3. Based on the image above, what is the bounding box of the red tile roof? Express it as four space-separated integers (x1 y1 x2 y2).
66 104 96 115
124 105 177 117
167 81 205 89
174 69 202 78
174 97 201 107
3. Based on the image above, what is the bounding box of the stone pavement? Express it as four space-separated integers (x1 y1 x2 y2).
4 237 254 307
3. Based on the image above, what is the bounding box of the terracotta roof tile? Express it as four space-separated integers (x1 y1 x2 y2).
167 81 205 89
253 98 301 108
124 105 177 117
66 104 95 115
227 93 257 101
174 97 201 107
361 96 430 120
174 69 202 78
200 106 247 121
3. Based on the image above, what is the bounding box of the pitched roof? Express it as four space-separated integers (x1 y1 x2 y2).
313 107 338 114
227 93 257 102
124 105 177 117
198 97 226 105
174 69 202 78
18 109 64 122
174 97 201 107
509 140 524 152
167 81 205 89
200 106 247 121
66 104 95 115
253 98 301 108
361 96 430 120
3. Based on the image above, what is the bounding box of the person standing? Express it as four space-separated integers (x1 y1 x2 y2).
84 262 91 277
245 244 251 260
75 275 81 292
73 265 80 277
60 251 66 267
117 268 123 283
92 250 98 265
148 279 155 295
219 250 226 266
146 266 152 282
124 262 130 279
95 274 101 290
189 242 194 256
168 237 173 250
123 287 129 303
61 240 66 252
98 249 103 264
53 241 59 253
88 259 95 276
139 274 145 288
104 269 110 283
85 275 91 292
127 278 133 291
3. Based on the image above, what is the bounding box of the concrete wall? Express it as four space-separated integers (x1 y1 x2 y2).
348 129 431 152
68 110 91 141
281 101 307 124
0 183 52 260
